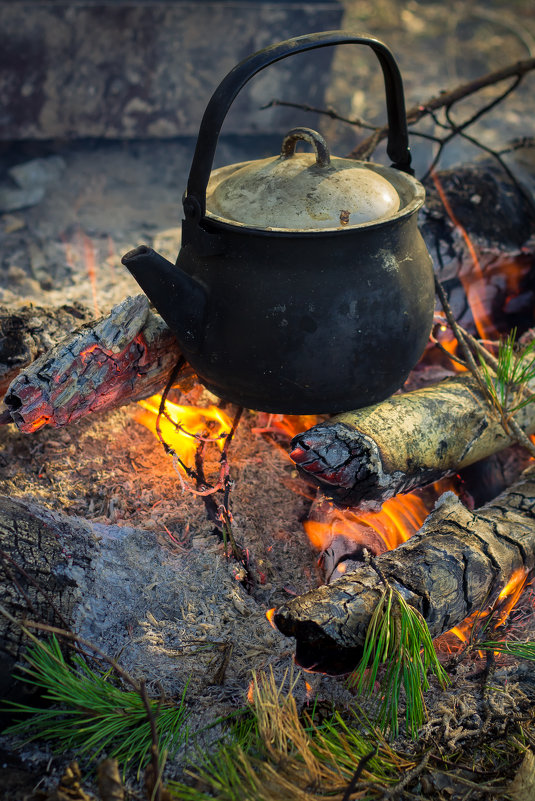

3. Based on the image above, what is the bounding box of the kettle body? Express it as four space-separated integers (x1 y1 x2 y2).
122 31 435 413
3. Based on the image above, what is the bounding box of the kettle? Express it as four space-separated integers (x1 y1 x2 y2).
122 31 434 414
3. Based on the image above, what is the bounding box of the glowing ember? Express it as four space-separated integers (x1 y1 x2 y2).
135 394 232 472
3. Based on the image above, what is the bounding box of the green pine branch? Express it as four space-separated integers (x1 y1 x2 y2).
349 585 449 739
2 635 189 775
478 327 535 417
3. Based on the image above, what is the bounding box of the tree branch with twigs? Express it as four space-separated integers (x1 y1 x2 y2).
263 56 535 199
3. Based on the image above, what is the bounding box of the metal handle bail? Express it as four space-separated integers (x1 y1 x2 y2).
185 31 413 221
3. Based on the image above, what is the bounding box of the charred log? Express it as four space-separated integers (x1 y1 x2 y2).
0 302 92 397
2 295 192 433
274 466 535 674
0 495 98 704
290 372 535 509
420 146 535 336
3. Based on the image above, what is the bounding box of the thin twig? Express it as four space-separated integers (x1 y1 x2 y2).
260 99 377 130
347 57 535 160
379 751 431 800
434 276 535 458
341 747 378 801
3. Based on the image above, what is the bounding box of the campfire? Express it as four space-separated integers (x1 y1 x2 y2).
1 11 535 801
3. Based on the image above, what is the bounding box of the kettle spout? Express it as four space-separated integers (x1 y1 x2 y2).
121 245 207 353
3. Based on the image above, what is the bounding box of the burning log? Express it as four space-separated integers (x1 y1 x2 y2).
0 301 92 397
274 466 535 674
2 141 534 435
2 295 192 433
290 371 535 509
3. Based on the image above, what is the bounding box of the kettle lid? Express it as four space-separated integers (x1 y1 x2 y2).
205 128 400 231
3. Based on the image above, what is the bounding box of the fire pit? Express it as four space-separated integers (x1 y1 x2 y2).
1 3 535 800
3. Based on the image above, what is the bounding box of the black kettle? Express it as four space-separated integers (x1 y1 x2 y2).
122 31 434 414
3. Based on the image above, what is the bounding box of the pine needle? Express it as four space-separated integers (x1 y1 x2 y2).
478 328 535 416
474 640 535 660
350 585 449 739
2 636 189 774
167 668 411 801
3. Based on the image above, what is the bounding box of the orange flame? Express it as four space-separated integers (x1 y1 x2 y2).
135 395 232 472
304 482 455 555
266 608 277 629
252 413 323 463
450 567 530 646
258 414 322 440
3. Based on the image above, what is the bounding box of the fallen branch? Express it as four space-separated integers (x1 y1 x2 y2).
274 466 535 674
2 295 192 433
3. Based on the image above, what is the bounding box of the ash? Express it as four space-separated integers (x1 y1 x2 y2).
1 1 535 795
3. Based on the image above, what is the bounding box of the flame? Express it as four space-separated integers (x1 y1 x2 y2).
252 413 323 464
266 608 277 629
304 482 455 555
247 680 254 704
431 170 494 340
449 568 530 646
259 414 322 440
135 395 232 472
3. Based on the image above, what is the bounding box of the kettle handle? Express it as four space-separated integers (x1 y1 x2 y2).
185 31 412 221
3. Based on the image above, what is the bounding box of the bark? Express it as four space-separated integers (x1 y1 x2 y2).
0 302 92 397
2 295 192 433
274 466 535 674
0 495 98 702
290 372 535 509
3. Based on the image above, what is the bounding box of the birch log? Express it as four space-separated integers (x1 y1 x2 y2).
290 372 535 510
274 466 535 674
2 295 192 433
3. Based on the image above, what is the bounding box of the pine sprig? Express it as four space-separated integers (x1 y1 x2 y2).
478 328 535 416
167 669 409 801
350 585 449 739
3 636 189 774
473 640 535 661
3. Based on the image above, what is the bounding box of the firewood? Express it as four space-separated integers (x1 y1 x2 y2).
274 465 535 674
2 295 191 433
0 495 98 702
0 301 92 397
290 371 535 510
2 141 534 435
